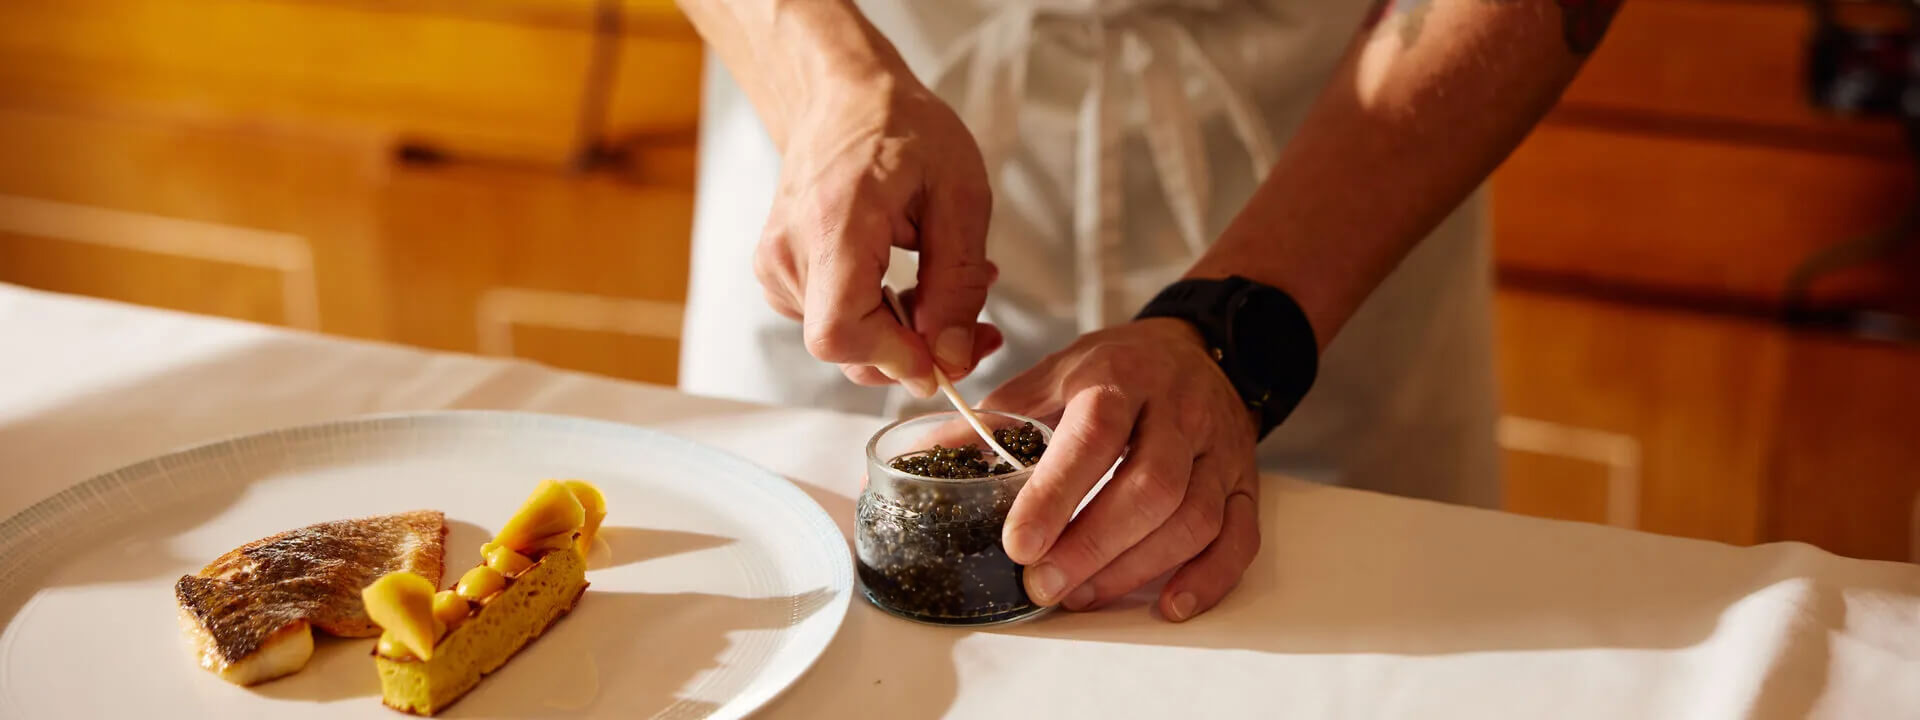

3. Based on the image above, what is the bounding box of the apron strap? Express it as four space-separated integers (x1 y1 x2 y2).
1073 20 1125 334
1135 17 1213 258
964 4 1036 175
1165 21 1278 180
924 3 1278 335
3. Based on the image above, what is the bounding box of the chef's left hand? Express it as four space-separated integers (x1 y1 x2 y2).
982 318 1262 622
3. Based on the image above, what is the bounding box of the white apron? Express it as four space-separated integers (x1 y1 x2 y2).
680 0 1501 507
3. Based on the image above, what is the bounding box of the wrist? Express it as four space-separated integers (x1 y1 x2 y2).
1134 318 1263 439
772 0 917 120
1135 277 1319 441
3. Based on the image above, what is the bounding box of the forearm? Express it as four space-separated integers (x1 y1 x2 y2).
1185 0 1618 348
674 0 909 147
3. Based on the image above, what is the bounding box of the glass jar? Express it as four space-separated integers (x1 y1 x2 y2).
856 410 1052 626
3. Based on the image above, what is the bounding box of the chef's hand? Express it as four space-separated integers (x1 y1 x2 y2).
983 318 1262 621
755 65 1001 396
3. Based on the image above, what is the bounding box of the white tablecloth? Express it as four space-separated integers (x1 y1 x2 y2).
3 283 1917 719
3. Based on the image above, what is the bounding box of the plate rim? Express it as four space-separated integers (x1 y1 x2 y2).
0 409 854 719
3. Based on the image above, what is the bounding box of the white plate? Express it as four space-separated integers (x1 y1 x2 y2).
0 411 852 719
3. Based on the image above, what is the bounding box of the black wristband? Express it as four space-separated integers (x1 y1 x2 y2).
1136 276 1318 440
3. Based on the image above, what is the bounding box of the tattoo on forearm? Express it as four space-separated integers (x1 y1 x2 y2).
1366 0 1618 55
1397 0 1433 46
1362 0 1435 46
1555 0 1621 54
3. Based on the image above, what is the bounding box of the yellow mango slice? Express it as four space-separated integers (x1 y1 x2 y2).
485 544 533 576
455 565 506 602
564 480 607 552
431 590 469 630
376 630 414 661
362 572 438 660
493 480 585 552
520 531 576 553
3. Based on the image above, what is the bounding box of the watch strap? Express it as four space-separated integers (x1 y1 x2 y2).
1136 276 1318 440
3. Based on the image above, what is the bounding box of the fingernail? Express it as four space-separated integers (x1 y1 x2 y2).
934 327 973 371
1062 583 1097 611
1004 523 1043 562
871 334 936 398
1168 592 1198 622
1026 563 1066 605
871 357 935 398
876 366 936 399
904 376 937 399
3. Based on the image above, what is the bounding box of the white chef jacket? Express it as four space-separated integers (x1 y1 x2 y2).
679 0 1501 507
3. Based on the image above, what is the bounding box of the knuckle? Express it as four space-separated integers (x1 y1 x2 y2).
1171 503 1225 556
1087 382 1130 408
803 181 851 219
751 249 775 286
1088 346 1135 378
932 256 996 294
1079 344 1167 385
806 233 847 271
810 190 886 241
1177 396 1215 442
753 234 790 279
803 199 846 244
1069 384 1132 438
1061 526 1126 569
1233 503 1261 552
1128 466 1186 524
801 317 860 361
762 287 800 319
840 363 881 386
1016 480 1064 517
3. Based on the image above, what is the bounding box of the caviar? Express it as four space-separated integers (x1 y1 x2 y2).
858 422 1049 625
886 423 1048 479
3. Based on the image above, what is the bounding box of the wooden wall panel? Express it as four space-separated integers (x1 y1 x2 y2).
0 0 700 168
1766 336 1920 562
379 163 692 382
1495 287 1787 544
0 228 288 325
1495 125 1914 307
606 38 707 146
0 0 705 380
0 107 390 338
511 326 680 385
1564 0 1904 153
1500 449 1613 526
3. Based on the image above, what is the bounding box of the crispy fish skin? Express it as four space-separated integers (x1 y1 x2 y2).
175 511 447 681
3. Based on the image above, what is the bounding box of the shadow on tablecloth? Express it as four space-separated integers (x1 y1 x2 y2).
988 480 1868 719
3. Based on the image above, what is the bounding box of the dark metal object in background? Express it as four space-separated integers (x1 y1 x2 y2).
1790 0 1920 342
1806 0 1917 115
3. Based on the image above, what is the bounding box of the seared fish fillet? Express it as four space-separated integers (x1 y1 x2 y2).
175 510 447 686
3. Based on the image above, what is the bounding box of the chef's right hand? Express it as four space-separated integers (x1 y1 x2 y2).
754 63 1001 397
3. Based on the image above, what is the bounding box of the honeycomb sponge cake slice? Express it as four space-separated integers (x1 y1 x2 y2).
375 545 590 715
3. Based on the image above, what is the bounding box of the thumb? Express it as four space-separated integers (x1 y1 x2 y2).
911 167 996 377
